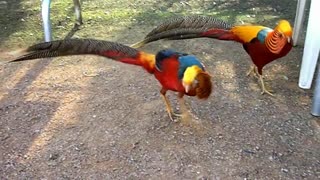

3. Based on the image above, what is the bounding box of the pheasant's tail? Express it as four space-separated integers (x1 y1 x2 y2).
10 38 139 62
130 28 210 48
10 38 156 73
130 39 148 48
200 28 240 41
130 16 233 47
146 15 232 38
166 33 206 40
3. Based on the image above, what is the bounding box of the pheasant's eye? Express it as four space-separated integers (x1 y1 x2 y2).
278 33 284 38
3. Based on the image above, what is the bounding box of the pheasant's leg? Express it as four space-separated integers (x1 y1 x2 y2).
246 65 255 76
253 66 259 78
246 65 259 78
160 94 174 121
160 89 181 121
258 74 274 96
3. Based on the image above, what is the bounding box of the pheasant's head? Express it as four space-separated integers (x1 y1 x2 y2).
275 20 293 38
182 65 212 99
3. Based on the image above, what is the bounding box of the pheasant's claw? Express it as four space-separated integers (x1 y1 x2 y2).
261 89 274 96
161 93 182 122
259 74 275 96
167 111 181 122
161 93 192 122
172 112 182 117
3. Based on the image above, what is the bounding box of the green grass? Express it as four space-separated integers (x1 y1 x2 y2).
0 0 298 49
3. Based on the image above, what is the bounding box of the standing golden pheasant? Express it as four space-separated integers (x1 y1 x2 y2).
131 16 293 96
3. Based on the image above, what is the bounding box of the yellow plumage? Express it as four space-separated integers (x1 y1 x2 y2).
183 65 202 86
275 20 293 36
137 51 156 73
230 25 266 43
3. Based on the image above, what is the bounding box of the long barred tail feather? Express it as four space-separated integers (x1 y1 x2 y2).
146 15 232 38
10 38 139 62
131 28 206 48
131 16 232 48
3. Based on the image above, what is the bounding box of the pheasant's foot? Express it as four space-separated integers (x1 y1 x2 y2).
160 93 182 122
259 74 274 96
261 88 274 96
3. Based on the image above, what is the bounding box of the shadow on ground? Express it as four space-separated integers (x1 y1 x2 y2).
0 0 319 179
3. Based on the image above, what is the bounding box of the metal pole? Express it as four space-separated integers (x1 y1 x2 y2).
41 0 52 42
312 64 320 116
298 0 320 89
293 0 307 46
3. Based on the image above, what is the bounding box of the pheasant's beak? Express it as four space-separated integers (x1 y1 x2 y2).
183 82 191 93
287 37 291 43
185 85 191 93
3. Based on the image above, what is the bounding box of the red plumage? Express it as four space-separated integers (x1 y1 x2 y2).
154 57 186 93
243 38 293 75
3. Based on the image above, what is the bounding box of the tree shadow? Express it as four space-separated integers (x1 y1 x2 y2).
0 59 60 178
0 1 84 178
0 0 24 47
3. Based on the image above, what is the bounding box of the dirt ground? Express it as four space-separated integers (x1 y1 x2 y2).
0 0 319 179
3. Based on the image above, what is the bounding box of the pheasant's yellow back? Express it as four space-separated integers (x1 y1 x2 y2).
137 52 156 73
230 25 266 43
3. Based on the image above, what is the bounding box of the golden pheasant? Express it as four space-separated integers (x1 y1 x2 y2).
131 16 293 96
9 38 212 121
